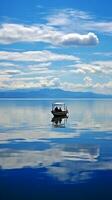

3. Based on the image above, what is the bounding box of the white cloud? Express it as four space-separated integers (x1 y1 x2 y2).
93 81 112 94
60 32 99 46
0 62 18 67
0 57 112 93
0 76 11 89
71 60 112 75
0 74 61 90
0 23 62 44
0 23 99 46
94 52 112 57
1 9 112 47
46 8 112 34
0 69 21 75
60 80 112 94
85 21 112 33
84 76 93 86
46 9 92 26
60 81 90 92
0 50 79 62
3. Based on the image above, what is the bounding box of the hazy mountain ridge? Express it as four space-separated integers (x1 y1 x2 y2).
0 88 112 98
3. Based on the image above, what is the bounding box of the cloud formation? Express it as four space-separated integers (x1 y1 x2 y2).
0 23 99 46
0 50 79 62
70 60 112 76
60 32 99 46
46 9 112 34
60 80 112 94
0 8 112 93
0 57 112 93
47 9 91 27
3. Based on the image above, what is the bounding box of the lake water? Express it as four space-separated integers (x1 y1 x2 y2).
0 99 112 200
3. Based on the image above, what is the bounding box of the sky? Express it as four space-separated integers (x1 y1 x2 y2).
0 0 112 94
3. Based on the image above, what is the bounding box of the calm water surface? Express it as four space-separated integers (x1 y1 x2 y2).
0 99 112 200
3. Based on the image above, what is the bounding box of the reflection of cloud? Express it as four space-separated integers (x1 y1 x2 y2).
0 101 79 142
1 140 112 183
0 100 112 141
48 159 112 183
0 143 99 169
68 100 112 131
0 100 112 183
47 143 112 183
48 166 94 182
0 149 59 169
0 129 80 144
62 145 99 161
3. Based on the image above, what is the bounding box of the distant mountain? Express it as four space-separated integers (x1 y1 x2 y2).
0 88 112 98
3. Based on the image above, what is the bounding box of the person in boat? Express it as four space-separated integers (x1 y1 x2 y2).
55 106 59 112
59 107 62 112
54 106 62 112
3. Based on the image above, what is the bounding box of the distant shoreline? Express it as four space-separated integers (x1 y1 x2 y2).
0 97 112 100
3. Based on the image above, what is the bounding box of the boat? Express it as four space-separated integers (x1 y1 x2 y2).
51 102 68 117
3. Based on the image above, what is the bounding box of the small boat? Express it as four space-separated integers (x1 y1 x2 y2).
51 102 68 117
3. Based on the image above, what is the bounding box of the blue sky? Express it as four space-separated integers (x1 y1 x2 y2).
0 0 112 94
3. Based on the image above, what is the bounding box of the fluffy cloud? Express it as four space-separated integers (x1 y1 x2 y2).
0 58 112 93
0 23 99 46
85 21 112 33
0 57 112 93
47 9 91 26
46 9 112 34
60 80 112 94
93 81 112 94
0 23 61 44
60 32 99 46
0 50 79 62
71 61 112 75
84 76 93 86
0 69 21 75
0 74 61 90
0 62 18 67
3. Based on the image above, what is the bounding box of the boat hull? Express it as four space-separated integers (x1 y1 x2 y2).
51 110 68 117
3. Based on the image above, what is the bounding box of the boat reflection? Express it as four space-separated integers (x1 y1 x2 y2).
51 116 68 128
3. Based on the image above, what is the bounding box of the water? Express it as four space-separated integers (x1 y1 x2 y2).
0 99 112 200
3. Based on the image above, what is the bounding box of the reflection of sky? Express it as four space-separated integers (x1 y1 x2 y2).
1 140 112 183
0 99 112 183
67 100 112 131
0 99 112 134
0 143 100 169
